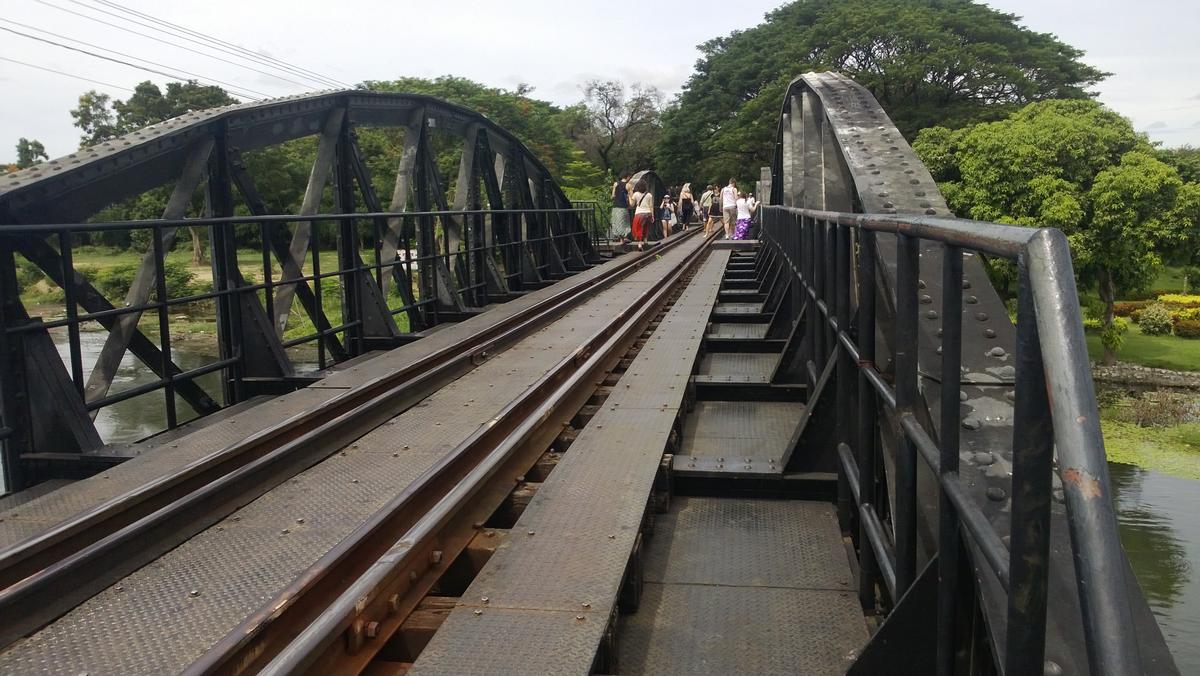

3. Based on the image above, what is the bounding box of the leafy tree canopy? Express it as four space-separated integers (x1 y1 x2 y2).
71 80 237 146
913 99 1200 362
656 0 1108 185
14 138 47 169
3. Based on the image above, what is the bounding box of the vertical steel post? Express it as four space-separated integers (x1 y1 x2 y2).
893 233 920 594
334 115 363 357
207 127 243 405
1004 255 1054 674
835 221 852 532
151 225 177 429
311 219 326 370
802 216 817 388
856 227 879 611
937 244 963 675
56 230 84 398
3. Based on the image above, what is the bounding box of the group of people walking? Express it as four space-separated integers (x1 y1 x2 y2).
701 178 758 240
611 174 758 246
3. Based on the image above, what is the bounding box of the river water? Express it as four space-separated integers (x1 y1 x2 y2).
34 330 1200 670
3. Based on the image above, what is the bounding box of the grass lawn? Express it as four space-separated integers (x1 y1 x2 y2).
1086 330 1200 372
1100 418 1200 480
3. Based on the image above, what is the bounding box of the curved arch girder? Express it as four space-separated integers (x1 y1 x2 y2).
0 90 574 224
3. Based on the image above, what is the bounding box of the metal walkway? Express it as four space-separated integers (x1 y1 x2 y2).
619 497 866 674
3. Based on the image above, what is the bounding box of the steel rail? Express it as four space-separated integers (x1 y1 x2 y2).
0 229 699 648
188 230 718 675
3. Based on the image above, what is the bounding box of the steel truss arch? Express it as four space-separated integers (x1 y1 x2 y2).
768 72 1171 675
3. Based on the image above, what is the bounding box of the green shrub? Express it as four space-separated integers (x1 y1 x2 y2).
1101 316 1130 353
1112 300 1148 317
78 261 199 301
1175 319 1200 339
1138 303 1174 336
1157 293 1200 308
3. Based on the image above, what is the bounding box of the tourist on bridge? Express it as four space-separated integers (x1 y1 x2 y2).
732 190 757 240
659 192 676 239
721 178 738 239
631 180 654 250
610 171 632 242
699 184 715 229
704 184 721 237
679 183 695 229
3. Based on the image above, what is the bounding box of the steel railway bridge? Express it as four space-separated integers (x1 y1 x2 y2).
0 73 1179 674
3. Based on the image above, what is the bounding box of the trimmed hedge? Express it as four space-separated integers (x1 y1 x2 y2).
1139 303 1174 336
1175 319 1200 339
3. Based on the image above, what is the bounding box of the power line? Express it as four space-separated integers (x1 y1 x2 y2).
34 0 316 90
0 18 272 98
0 54 135 92
88 0 351 89
0 25 261 100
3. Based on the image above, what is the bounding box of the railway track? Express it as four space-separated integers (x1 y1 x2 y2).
0 228 706 657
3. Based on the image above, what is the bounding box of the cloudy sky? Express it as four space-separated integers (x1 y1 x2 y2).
1 0 1198 163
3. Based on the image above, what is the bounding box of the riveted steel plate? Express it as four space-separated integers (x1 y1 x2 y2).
705 322 769 340
696 352 778 383
618 583 864 675
676 401 803 476
413 252 724 674
0 238 709 674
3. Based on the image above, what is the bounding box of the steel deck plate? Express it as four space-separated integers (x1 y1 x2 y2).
712 301 763 315
705 322 769 340
696 352 777 383
0 238 709 675
618 497 866 675
0 387 344 548
411 250 729 675
674 401 802 476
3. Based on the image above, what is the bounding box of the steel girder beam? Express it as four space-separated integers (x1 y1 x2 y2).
769 72 1170 674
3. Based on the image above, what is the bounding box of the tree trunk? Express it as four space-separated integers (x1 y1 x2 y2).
190 226 205 266
1098 268 1117 365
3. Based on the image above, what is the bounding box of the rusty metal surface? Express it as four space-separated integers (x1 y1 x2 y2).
675 401 803 476
618 497 865 674
411 251 728 675
0 240 708 675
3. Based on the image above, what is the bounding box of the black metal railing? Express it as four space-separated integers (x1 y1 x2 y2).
0 206 594 465
760 205 1137 676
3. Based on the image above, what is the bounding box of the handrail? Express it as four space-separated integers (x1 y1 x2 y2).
760 204 1140 676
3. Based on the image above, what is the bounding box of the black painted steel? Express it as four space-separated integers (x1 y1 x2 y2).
760 205 1165 675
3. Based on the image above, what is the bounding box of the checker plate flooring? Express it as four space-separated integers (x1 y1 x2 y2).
618 497 867 675
674 400 802 476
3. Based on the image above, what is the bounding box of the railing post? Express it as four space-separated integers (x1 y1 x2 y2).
150 225 178 430
856 226 878 611
802 216 816 387
937 244 963 675
835 221 852 532
893 233 920 594
1004 255 1054 674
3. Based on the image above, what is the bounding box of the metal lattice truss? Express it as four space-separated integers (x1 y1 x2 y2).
0 91 589 454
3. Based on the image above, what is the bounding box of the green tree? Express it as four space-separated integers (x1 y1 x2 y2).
914 99 1197 363
361 76 577 179
1157 145 1200 184
15 138 48 168
71 81 238 261
657 0 1108 185
70 80 237 146
567 81 662 177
